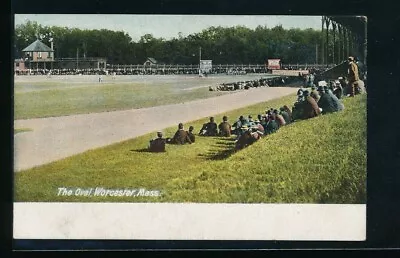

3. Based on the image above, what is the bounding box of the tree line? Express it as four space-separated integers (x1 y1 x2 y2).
14 20 337 65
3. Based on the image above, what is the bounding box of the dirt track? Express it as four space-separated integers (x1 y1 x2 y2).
14 86 297 172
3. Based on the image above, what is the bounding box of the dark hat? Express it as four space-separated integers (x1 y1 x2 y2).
311 86 316 90
178 123 183 129
189 126 194 131
248 115 252 118
317 86 324 92
223 115 228 121
273 109 279 114
279 107 285 111
303 90 310 96
157 131 163 137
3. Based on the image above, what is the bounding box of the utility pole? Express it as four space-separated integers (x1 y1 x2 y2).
76 48 79 69
316 43 318 65
199 47 202 75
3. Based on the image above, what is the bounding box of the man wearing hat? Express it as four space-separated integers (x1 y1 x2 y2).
347 56 360 97
149 131 166 152
302 90 321 119
333 80 343 99
218 116 232 137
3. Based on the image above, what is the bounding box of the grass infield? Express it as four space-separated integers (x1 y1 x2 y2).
14 82 229 119
14 93 367 203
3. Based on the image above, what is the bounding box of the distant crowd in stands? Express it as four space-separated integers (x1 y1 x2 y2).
14 65 332 77
209 75 303 91
148 56 366 153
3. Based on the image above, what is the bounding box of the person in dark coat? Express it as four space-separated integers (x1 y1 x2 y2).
302 90 321 119
199 117 218 136
317 87 336 114
187 126 196 143
171 123 192 144
149 131 166 152
279 107 291 124
333 80 343 99
218 116 232 137
235 127 254 150
325 86 344 112
264 114 279 135
282 105 293 122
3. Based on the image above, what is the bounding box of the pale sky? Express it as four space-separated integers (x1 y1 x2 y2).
15 14 322 42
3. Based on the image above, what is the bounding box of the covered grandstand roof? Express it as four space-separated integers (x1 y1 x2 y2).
22 39 54 52
327 16 367 37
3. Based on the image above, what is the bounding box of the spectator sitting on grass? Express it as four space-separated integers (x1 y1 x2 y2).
263 114 279 135
273 109 286 128
310 85 320 102
149 131 166 152
333 80 343 99
187 126 196 143
302 90 321 119
199 117 218 136
235 127 253 150
168 123 192 144
279 107 292 124
218 116 232 137
325 86 345 112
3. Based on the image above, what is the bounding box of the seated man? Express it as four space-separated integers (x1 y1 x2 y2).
187 126 196 143
273 109 286 127
199 117 218 136
263 114 279 135
279 107 292 124
318 87 344 114
170 123 192 144
310 86 320 102
218 116 232 137
148 131 166 152
333 80 343 99
302 90 321 119
235 128 254 150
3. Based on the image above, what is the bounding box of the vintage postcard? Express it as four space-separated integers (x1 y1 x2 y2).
13 14 367 245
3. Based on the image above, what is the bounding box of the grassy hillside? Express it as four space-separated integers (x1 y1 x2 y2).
14 94 367 203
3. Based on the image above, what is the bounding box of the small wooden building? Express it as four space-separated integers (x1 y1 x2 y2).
22 39 55 70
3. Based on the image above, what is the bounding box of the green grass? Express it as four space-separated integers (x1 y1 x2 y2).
14 82 229 119
14 94 367 204
14 128 32 134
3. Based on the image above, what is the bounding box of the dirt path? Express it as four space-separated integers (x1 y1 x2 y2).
14 87 297 172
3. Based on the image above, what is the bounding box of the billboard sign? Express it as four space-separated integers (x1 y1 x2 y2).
200 60 212 73
267 59 281 70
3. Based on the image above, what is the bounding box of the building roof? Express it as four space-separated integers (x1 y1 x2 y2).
22 39 54 52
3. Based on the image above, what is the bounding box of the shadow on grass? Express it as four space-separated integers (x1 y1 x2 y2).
198 141 237 161
130 148 165 153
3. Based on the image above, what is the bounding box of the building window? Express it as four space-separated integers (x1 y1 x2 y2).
16 62 20 67
38 52 42 58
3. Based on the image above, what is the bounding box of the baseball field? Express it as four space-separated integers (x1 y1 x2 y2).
13 74 367 204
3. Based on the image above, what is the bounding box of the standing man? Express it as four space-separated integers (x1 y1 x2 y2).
347 56 360 97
